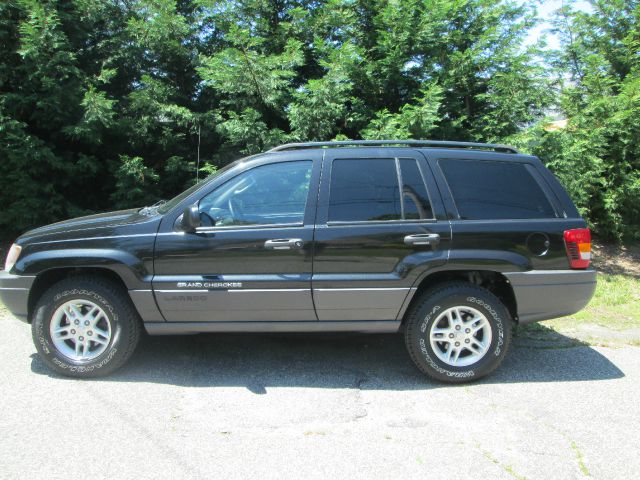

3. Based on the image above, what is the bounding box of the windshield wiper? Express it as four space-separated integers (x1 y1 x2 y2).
139 200 167 215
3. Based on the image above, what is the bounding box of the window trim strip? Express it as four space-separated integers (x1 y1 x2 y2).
194 222 305 233
395 157 405 220
325 218 438 227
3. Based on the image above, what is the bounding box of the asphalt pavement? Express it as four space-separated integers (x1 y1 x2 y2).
0 309 638 480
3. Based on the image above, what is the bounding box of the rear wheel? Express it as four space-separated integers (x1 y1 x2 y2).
404 282 512 383
31 276 141 378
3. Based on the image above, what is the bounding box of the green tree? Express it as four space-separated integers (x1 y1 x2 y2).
516 0 640 240
1 0 637 241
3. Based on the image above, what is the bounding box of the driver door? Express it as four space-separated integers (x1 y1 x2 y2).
153 153 321 323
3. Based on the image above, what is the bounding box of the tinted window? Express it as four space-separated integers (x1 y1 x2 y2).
199 160 312 226
439 159 556 219
400 158 434 219
329 159 401 222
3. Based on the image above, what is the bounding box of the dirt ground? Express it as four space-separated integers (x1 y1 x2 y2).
591 242 640 276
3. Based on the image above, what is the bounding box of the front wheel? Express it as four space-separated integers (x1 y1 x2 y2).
404 282 512 383
31 276 141 378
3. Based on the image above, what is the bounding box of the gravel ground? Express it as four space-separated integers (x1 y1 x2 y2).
0 309 638 480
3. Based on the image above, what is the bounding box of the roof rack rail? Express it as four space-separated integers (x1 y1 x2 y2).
268 139 519 154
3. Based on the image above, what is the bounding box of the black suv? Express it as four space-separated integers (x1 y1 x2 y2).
0 140 596 382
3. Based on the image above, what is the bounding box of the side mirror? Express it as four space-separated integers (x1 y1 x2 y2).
180 205 201 232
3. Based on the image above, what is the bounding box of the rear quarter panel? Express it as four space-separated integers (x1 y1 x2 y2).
418 148 595 323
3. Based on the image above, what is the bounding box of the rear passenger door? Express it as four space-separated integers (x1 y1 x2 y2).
312 148 451 322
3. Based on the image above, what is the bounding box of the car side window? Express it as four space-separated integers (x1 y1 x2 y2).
328 158 434 222
400 158 434 220
198 160 312 227
439 159 557 219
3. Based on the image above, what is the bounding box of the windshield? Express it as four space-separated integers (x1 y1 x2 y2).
156 162 238 214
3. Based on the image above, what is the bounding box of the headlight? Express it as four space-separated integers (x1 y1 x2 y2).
4 244 22 272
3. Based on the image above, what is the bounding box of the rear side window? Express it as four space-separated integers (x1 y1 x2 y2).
400 158 433 220
439 159 556 220
329 159 401 221
328 158 433 222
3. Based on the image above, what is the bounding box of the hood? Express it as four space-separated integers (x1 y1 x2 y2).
17 208 162 245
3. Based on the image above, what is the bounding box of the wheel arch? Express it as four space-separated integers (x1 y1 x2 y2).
27 267 130 323
399 269 518 327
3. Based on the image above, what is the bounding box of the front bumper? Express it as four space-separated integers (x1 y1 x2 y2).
504 269 597 324
0 271 35 322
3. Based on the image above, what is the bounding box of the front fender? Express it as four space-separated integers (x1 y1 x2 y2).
14 248 150 289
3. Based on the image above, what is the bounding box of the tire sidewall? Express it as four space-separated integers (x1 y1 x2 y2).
32 286 123 375
410 289 510 382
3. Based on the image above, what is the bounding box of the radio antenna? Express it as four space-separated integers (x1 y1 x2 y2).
195 123 201 182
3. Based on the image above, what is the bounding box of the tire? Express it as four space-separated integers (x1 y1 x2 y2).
404 282 512 383
31 276 141 378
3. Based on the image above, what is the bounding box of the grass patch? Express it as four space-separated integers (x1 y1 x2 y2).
570 441 591 477
547 273 640 331
519 273 640 346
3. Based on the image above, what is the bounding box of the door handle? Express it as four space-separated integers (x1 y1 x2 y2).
404 233 440 246
264 238 305 250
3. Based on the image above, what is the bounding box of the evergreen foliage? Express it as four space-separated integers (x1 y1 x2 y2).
0 0 637 240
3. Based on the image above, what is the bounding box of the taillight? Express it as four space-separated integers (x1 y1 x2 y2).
563 228 591 269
